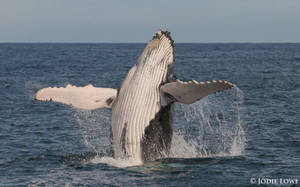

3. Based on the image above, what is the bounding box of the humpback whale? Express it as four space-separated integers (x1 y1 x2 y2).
35 30 234 164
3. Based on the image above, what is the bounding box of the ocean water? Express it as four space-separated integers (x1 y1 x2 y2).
0 43 300 186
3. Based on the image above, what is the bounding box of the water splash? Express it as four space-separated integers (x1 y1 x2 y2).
73 110 145 167
73 109 111 156
170 85 246 158
73 86 245 167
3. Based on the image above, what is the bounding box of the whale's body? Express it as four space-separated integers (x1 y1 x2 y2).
35 30 234 164
111 32 175 163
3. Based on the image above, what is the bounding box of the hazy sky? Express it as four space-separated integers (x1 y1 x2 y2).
1 0 300 42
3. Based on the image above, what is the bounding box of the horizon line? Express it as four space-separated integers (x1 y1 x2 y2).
1 41 300 44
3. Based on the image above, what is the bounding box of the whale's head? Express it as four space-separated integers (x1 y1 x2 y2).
137 30 175 70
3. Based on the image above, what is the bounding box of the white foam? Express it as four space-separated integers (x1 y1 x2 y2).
90 156 143 168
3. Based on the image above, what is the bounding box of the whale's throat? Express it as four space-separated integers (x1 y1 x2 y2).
111 65 171 162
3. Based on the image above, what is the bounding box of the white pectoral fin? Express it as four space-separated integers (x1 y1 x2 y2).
35 84 117 110
161 80 234 104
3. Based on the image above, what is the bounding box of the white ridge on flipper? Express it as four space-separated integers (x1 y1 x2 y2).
35 84 117 110
161 79 234 104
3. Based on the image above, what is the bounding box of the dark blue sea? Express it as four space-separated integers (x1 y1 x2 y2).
1 43 300 186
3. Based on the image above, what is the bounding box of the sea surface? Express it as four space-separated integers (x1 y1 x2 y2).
0 43 300 186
